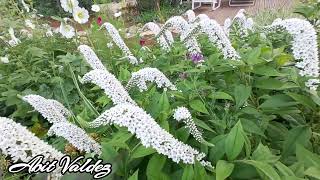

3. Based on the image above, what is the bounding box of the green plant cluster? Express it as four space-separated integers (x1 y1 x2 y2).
1 2 320 180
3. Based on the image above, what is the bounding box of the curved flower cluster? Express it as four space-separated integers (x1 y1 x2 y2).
8 27 21 47
225 9 254 37
157 16 202 56
102 23 138 65
200 19 240 60
143 22 172 51
0 117 63 179
48 122 101 155
185 10 196 23
126 67 177 92
267 18 319 90
89 104 211 166
173 107 204 143
23 95 70 123
183 19 240 60
24 94 102 155
78 45 107 71
82 69 136 105
0 117 64 162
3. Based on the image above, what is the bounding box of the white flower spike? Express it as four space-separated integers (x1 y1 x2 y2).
23 94 70 124
82 69 136 105
126 67 177 92
89 104 211 166
173 107 204 143
102 23 138 65
48 122 101 155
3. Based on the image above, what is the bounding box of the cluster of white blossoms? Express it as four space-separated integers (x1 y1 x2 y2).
157 16 202 56
224 9 254 37
183 19 240 60
21 0 30 13
23 94 102 155
59 18 75 39
0 117 63 179
126 67 177 92
23 95 70 123
185 10 196 23
78 45 107 71
0 117 64 162
48 122 101 154
89 103 211 166
82 69 136 105
143 22 172 52
8 27 21 47
102 23 139 65
267 18 319 90
200 19 240 60
25 19 35 29
59 0 89 39
173 107 204 143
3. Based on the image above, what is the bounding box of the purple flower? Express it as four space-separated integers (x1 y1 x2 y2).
190 53 204 64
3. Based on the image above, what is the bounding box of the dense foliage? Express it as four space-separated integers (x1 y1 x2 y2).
1 0 320 180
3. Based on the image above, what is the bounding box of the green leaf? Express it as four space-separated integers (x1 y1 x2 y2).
190 99 209 114
147 154 167 180
225 121 245 160
244 47 263 65
252 65 285 77
286 92 316 110
234 84 251 109
259 94 298 109
252 143 279 163
194 118 215 133
274 162 295 177
182 165 194 180
208 92 234 101
216 160 234 180
242 160 281 180
282 126 311 158
296 144 320 168
128 170 139 180
240 118 266 137
131 145 156 159
305 167 320 179
254 78 298 90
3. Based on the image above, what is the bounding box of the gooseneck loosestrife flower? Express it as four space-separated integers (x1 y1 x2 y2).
0 117 64 162
224 9 254 37
126 67 177 92
89 104 211 167
23 95 102 154
48 122 102 155
82 69 136 105
78 44 107 71
157 16 202 56
182 19 240 60
173 107 204 143
101 23 138 65
266 18 320 90
8 27 21 47
0 117 63 180
23 94 70 123
143 22 172 51
185 10 196 23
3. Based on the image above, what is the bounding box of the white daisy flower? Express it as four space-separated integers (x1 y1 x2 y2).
0 56 9 64
114 11 122 18
73 7 89 24
91 4 100 12
60 0 79 13
59 23 75 39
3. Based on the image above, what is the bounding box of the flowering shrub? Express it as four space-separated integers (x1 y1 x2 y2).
1 1 320 179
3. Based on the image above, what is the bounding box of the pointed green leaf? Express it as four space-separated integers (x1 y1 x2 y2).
216 160 234 180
